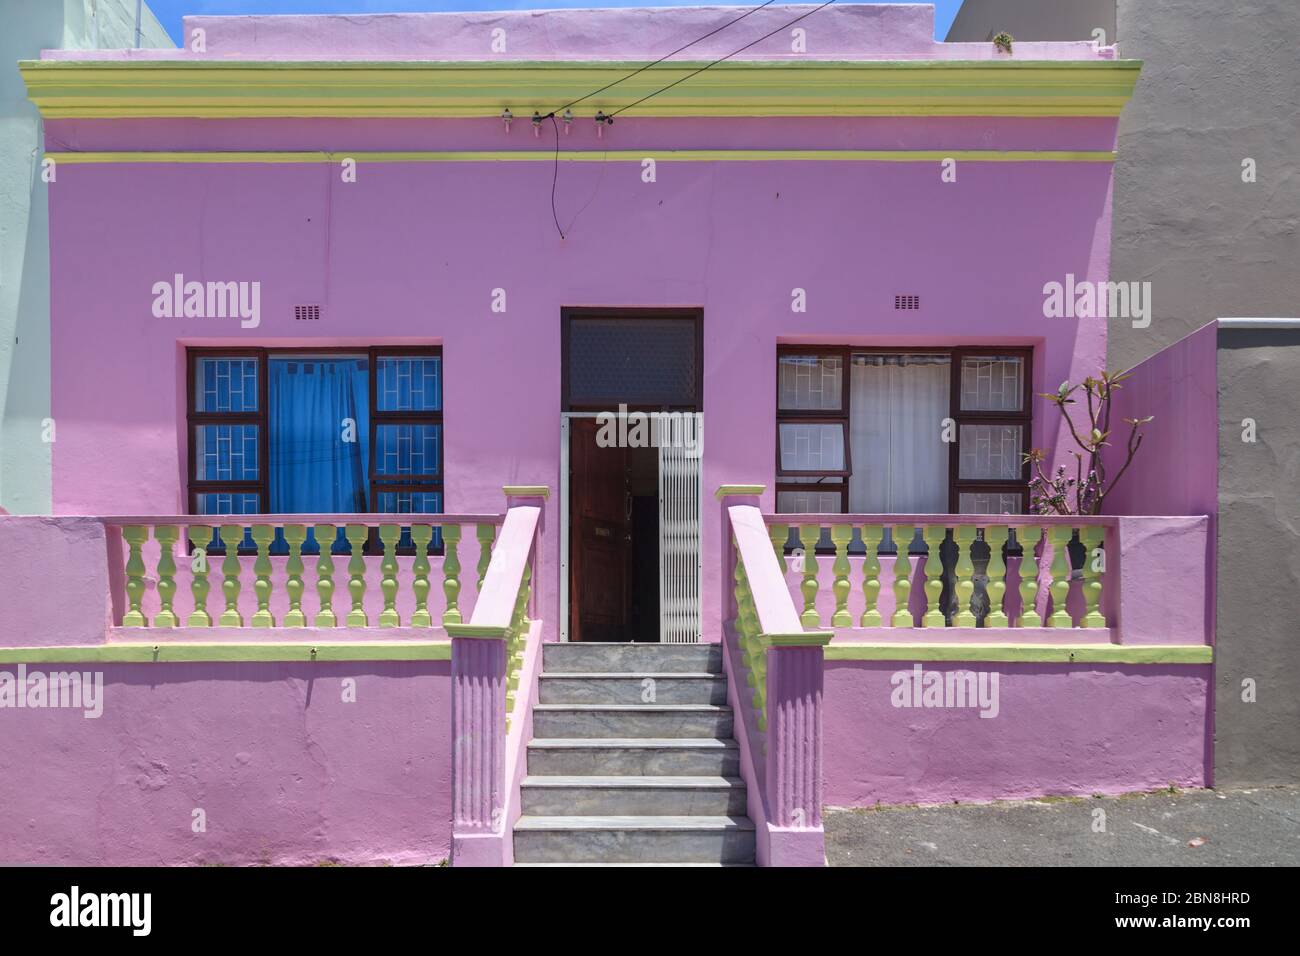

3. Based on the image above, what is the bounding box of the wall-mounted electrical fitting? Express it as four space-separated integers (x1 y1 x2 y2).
532 111 543 137
594 111 613 139
562 109 573 135
501 107 513 132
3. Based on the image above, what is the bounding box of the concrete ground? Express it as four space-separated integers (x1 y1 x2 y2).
826 786 1300 866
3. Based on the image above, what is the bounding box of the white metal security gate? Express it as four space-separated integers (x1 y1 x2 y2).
658 413 703 643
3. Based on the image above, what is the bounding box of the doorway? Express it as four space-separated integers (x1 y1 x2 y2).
560 309 703 643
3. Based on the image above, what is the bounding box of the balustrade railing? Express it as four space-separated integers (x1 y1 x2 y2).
104 513 504 629
765 514 1113 630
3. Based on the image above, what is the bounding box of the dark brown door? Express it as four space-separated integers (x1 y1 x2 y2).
569 418 632 642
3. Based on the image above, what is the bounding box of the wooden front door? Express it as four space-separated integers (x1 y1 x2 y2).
569 418 632 642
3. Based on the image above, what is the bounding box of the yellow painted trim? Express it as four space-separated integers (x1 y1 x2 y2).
0 641 452 663
823 643 1213 664
43 149 1116 165
19 58 1142 119
503 485 551 499
715 484 767 500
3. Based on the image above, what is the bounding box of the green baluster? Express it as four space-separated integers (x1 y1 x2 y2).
830 524 852 627
921 525 946 628
476 523 495 592
314 524 336 627
860 524 883 627
1081 525 1106 628
953 526 977 627
891 526 914 628
1047 525 1074 627
250 525 275 627
769 523 789 573
411 524 434 627
797 523 821 629
187 526 212 627
986 525 1009 627
153 525 178 628
345 525 368 627
378 524 401 627
122 526 148 627
442 523 462 626
283 525 307 627
1017 525 1043 627
219 525 244 627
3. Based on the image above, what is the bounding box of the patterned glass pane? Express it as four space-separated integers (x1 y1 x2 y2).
958 492 1022 515
778 355 843 410
568 318 697 406
375 424 441 477
194 424 260 481
779 423 845 472
776 490 842 514
376 355 442 412
375 491 444 550
960 356 1024 412
194 357 258 413
959 424 1023 480
194 493 260 550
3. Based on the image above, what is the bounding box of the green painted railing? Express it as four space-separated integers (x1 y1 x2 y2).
106 514 504 629
765 513 1114 630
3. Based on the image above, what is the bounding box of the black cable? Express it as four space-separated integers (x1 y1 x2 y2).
548 113 565 239
610 0 838 118
549 0 779 117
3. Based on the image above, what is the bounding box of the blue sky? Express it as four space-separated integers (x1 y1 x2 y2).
147 1 966 46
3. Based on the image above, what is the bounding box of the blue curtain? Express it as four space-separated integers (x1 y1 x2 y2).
269 357 370 551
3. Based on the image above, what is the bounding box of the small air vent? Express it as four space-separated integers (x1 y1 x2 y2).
294 304 321 321
894 295 920 311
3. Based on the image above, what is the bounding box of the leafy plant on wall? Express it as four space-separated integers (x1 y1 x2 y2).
992 32 1014 54
1025 370 1153 516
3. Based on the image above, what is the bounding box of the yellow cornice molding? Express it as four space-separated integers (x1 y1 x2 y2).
20 58 1142 119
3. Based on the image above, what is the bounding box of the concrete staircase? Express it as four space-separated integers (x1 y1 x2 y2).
514 642 756 865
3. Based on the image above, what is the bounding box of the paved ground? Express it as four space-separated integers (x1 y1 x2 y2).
826 786 1300 866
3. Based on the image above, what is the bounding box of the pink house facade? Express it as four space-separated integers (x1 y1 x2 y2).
3 5 1214 866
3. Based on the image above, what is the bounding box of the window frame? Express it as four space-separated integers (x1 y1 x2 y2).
774 345 1033 516
186 346 444 548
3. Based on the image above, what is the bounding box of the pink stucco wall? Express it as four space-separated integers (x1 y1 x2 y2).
45 144 1116 647
0 660 452 866
824 660 1211 807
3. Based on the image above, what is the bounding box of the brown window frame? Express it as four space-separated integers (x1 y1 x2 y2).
775 345 1032 516
186 346 444 553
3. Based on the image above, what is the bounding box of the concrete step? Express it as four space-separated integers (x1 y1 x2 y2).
543 642 723 675
520 775 747 816
527 738 741 777
513 815 756 864
539 672 729 705
532 704 733 739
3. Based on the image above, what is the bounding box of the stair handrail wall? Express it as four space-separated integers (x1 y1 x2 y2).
722 489 831 867
447 498 543 867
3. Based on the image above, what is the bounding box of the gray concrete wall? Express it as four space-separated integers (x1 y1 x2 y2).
945 0 1114 43
1112 0 1300 371
1214 325 1300 786
0 1 172 514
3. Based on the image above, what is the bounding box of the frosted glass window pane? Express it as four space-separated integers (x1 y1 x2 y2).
959 424 1023 480
779 423 845 472
960 356 1024 411
778 355 843 410
958 492 1022 514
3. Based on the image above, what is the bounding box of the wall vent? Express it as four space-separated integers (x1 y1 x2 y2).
294 304 321 321
894 295 920 311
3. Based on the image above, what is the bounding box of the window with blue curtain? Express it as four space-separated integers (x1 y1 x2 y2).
188 349 443 553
